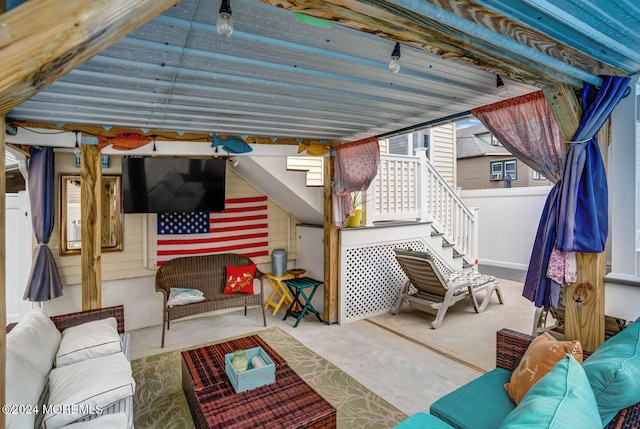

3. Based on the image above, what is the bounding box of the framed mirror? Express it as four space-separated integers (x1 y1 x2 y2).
60 174 123 255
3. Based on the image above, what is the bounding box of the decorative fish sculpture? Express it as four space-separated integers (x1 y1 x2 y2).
212 134 253 154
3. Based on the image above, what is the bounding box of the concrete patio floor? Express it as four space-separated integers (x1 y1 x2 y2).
129 274 536 417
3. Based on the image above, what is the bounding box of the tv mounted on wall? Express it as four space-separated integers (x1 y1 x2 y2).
122 157 226 214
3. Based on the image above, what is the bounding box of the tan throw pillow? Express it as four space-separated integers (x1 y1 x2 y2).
504 332 583 404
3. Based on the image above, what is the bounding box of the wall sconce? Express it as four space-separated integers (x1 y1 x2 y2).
389 42 401 74
217 0 233 37
496 75 509 98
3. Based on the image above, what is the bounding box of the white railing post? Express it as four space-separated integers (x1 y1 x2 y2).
415 147 429 222
364 182 376 226
471 207 479 272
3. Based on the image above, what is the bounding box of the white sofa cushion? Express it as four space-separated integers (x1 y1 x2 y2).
55 317 122 367
5 350 47 429
60 412 128 428
7 308 61 376
43 353 135 429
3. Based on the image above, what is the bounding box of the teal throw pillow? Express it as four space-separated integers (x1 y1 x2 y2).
499 355 601 429
582 317 640 426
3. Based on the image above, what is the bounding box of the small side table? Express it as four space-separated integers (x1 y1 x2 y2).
282 277 324 328
264 273 294 316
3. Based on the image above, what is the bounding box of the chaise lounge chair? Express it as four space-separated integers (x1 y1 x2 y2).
532 287 631 340
392 248 504 329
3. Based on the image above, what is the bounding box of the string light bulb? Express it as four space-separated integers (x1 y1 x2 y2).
389 42 401 74
217 0 233 37
73 130 81 155
151 135 158 157
496 75 509 98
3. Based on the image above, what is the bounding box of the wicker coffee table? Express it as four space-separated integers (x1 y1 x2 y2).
182 334 337 429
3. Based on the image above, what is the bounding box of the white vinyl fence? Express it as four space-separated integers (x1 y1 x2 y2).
460 186 552 270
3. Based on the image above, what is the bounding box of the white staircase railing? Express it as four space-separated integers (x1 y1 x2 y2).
366 148 478 263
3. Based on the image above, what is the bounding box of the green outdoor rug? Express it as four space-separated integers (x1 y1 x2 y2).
132 327 407 428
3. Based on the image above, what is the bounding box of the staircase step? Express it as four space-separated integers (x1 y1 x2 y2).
463 262 475 269
431 232 445 237
442 242 455 248
452 253 465 259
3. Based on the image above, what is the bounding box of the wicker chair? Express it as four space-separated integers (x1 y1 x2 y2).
155 253 266 347
391 248 504 329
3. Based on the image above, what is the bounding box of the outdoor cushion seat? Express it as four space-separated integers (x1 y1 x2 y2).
392 248 504 329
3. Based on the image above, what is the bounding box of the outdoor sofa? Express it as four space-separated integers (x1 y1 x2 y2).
155 252 267 348
6 305 134 429
394 321 640 428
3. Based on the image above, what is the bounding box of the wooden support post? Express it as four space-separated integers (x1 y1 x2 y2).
80 144 102 310
323 154 339 324
0 115 6 428
543 83 606 351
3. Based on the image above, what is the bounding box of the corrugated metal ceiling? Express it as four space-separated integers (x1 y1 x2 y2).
6 0 640 143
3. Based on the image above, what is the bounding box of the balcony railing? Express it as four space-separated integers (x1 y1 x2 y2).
366 148 478 263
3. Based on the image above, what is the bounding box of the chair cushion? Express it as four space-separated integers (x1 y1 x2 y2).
582 316 640 426
430 367 515 429
505 332 582 404
55 317 122 367
443 271 497 296
7 308 61 376
44 353 135 429
393 412 455 429
499 355 601 429
223 264 257 294
5 350 47 429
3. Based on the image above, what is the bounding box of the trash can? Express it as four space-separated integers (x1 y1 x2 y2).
271 249 287 277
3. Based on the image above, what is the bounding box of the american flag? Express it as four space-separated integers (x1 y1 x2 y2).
156 196 269 266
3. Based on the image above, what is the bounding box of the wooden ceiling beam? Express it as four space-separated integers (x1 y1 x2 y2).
258 0 625 88
0 0 178 115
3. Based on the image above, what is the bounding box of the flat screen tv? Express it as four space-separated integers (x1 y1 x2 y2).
122 157 226 214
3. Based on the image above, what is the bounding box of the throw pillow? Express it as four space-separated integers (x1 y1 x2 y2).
44 352 135 429
582 316 640 426
61 413 128 428
223 264 257 294
6 308 61 376
499 355 601 429
504 332 582 404
167 288 205 306
55 317 122 367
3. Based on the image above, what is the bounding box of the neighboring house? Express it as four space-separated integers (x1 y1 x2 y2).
456 124 552 190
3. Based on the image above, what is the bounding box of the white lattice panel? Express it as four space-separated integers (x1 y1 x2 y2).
340 240 426 323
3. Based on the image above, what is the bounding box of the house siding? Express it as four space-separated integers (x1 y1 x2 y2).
457 156 552 190
52 153 297 286
430 124 456 188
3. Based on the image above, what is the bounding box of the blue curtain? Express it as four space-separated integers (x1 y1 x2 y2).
523 76 631 310
23 146 63 301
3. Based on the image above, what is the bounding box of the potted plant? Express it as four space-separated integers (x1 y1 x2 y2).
346 191 364 227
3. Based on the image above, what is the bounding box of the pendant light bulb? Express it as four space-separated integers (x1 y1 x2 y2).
496 75 509 98
389 42 401 74
73 131 81 155
151 136 158 158
217 0 233 37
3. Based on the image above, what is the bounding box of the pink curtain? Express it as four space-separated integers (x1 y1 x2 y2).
472 91 565 183
332 136 380 226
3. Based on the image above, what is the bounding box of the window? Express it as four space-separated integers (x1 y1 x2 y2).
532 170 547 180
389 135 408 155
490 159 517 181
422 134 430 159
